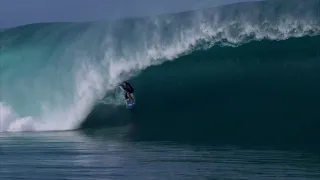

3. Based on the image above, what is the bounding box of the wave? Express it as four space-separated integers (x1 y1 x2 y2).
82 35 320 145
0 0 320 135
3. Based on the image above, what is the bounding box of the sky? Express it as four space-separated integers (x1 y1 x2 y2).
0 0 260 29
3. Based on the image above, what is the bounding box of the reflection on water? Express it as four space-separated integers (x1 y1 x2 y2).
1 129 320 180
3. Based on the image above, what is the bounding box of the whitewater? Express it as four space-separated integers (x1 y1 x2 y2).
0 0 319 132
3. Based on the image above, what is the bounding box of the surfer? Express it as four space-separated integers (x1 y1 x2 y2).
120 81 135 103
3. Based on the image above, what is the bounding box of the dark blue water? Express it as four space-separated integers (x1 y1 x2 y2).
1 129 320 180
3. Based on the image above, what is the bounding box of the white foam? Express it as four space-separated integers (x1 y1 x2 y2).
0 102 34 132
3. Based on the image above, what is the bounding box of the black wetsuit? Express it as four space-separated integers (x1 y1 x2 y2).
121 81 134 99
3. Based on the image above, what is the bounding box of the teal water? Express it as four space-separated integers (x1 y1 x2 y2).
1 130 320 180
1 0 319 133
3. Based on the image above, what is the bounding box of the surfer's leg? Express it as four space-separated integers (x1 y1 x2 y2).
124 92 128 100
127 92 134 103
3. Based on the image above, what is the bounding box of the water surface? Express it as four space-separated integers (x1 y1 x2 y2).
1 129 320 180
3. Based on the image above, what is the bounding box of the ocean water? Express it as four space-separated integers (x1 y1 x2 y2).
1 130 320 180
1 0 320 179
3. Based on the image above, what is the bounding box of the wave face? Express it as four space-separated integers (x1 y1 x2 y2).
1 0 320 139
89 35 320 145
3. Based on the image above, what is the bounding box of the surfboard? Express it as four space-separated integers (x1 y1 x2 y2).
126 99 136 109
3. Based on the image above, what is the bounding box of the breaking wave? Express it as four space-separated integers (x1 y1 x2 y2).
0 0 319 139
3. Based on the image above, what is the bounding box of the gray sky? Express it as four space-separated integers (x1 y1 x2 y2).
0 0 260 29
